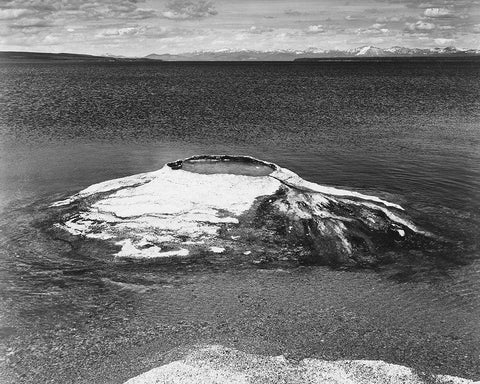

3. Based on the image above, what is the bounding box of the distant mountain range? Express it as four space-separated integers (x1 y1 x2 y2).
144 46 480 61
1 46 479 62
0 51 118 61
0 51 147 62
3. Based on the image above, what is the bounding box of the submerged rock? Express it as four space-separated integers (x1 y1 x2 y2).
50 155 431 266
124 345 473 384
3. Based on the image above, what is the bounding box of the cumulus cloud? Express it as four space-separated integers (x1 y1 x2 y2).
0 0 157 23
307 25 325 33
0 8 33 19
0 0 165 53
162 0 217 20
405 20 436 31
248 26 274 34
79 2 157 20
0 0 158 43
434 37 455 45
356 23 390 34
96 26 146 38
0 0 477 56
92 25 190 41
376 16 401 22
424 7 454 18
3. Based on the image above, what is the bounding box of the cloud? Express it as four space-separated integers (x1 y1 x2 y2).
79 2 157 20
248 26 274 34
96 26 146 38
0 8 33 19
0 0 157 23
91 24 190 41
284 9 302 16
356 23 390 34
307 25 325 33
424 7 455 18
375 0 475 11
1 0 478 55
376 16 401 22
434 37 455 45
162 0 217 20
0 0 162 50
0 0 159 44
9 17 53 29
405 20 436 31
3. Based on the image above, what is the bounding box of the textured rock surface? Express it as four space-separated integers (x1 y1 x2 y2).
124 345 473 384
50 155 431 266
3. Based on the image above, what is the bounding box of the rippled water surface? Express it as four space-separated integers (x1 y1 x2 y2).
0 61 479 383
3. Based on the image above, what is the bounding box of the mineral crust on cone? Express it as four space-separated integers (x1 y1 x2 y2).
50 155 430 266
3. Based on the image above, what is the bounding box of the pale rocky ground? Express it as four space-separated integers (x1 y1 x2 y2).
124 345 475 384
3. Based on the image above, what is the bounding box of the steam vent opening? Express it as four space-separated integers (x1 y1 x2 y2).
168 155 276 176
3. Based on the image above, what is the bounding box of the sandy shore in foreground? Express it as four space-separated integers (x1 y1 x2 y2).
3 262 479 384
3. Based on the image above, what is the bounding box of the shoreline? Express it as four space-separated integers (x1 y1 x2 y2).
2 264 479 383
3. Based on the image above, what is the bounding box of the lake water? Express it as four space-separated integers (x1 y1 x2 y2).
0 61 479 383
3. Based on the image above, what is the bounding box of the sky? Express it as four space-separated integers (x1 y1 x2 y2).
0 0 479 56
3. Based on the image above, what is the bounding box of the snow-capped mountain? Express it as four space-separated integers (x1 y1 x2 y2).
355 46 387 56
145 48 324 61
144 46 479 61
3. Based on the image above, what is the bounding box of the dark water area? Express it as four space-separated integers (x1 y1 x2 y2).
0 61 479 383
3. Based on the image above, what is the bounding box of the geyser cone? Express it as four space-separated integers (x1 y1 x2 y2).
50 155 432 267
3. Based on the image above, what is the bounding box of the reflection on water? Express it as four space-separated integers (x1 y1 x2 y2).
0 61 479 383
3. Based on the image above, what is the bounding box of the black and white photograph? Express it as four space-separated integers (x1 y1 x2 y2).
0 0 479 383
